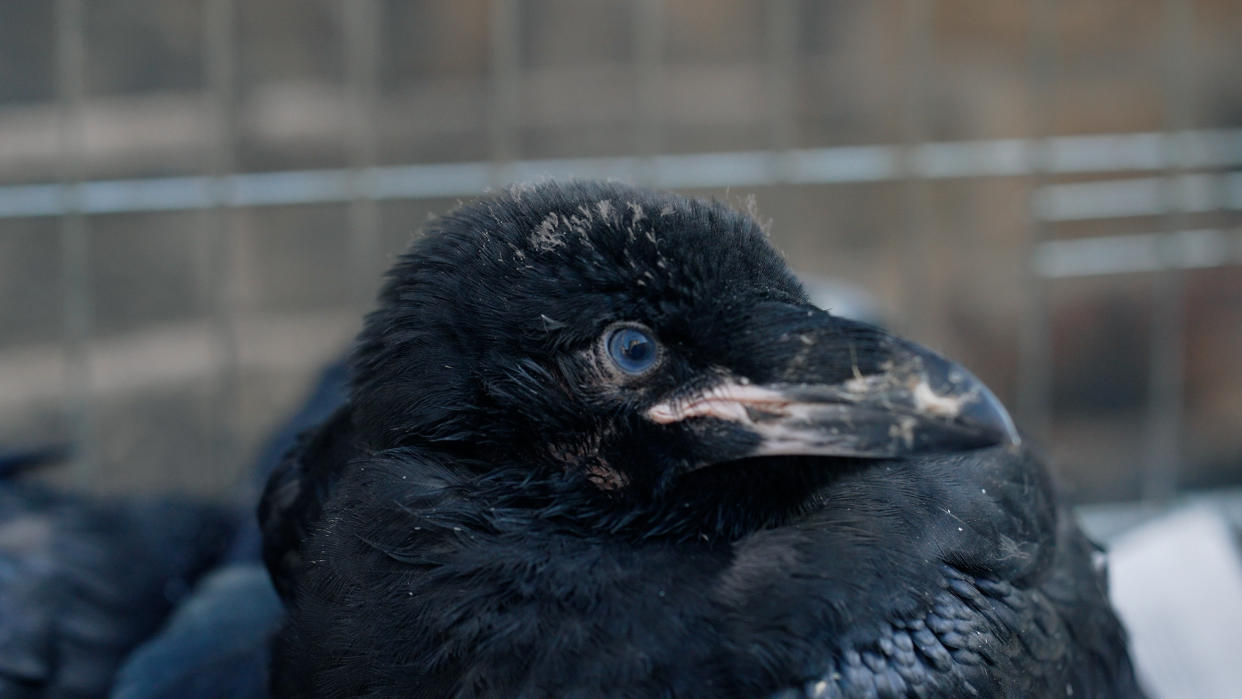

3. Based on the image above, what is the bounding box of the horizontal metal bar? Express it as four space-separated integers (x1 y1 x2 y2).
787 146 898 182
1 129 1240 220
1033 172 1242 222
1033 227 1242 278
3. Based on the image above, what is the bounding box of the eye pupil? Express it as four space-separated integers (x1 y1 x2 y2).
607 326 658 374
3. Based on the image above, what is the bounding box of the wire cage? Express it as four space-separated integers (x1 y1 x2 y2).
0 0 1239 507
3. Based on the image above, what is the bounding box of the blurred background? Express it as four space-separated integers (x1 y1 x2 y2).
1 0 1240 510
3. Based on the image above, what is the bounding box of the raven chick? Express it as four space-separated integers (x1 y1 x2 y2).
261 181 1142 697
0 484 232 698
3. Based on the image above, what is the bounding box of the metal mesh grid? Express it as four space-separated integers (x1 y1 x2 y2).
1 0 1239 502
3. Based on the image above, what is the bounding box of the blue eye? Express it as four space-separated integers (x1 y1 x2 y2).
607 326 659 374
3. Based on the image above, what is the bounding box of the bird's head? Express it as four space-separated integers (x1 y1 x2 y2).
350 181 1018 510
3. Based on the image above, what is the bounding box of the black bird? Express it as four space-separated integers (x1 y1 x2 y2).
261 181 1143 697
0 481 232 698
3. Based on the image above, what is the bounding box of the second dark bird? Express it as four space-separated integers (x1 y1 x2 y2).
260 181 1143 697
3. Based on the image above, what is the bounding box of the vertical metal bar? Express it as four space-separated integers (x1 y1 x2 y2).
897 0 933 345
204 0 240 492
489 0 519 184
633 0 663 184
1017 0 1056 445
55 0 92 486
344 0 380 309
1143 0 1194 501
766 0 798 181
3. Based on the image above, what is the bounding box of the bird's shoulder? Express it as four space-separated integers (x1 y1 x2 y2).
734 450 1141 698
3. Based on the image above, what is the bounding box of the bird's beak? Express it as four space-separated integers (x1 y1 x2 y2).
646 309 1019 464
